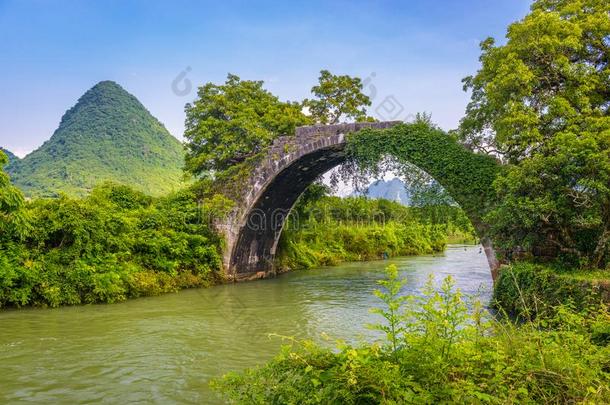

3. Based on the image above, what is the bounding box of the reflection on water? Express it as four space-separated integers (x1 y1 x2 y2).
0 245 491 404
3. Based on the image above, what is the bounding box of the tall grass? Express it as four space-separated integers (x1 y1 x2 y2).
277 194 476 270
278 221 448 269
213 265 610 404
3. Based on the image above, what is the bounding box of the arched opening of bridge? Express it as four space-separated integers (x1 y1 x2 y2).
218 122 501 281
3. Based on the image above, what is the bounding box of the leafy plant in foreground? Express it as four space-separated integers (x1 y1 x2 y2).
213 265 610 404
368 264 408 359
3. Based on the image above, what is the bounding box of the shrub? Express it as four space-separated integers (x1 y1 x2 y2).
0 183 223 308
277 195 474 270
493 262 610 320
213 266 610 404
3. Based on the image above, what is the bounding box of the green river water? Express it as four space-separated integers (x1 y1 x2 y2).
0 244 491 404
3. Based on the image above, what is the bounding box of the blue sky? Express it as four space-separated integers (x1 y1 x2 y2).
0 0 531 157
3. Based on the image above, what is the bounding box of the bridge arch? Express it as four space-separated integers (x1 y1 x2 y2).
215 122 501 281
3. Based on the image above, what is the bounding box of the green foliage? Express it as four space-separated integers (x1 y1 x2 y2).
364 115 457 208
345 120 500 230
184 74 311 174
304 70 373 124
0 148 19 165
460 0 609 161
7 81 186 198
494 262 610 320
411 205 476 242
485 131 610 267
213 266 610 404
0 183 223 308
279 221 447 270
0 151 29 242
277 194 476 269
369 264 408 358
459 0 610 267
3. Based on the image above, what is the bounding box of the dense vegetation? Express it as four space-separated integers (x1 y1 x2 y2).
459 0 610 269
7 81 186 197
344 119 500 231
0 148 18 165
494 262 610 319
213 265 610 404
0 151 28 244
184 74 311 174
184 70 372 178
0 180 223 308
278 185 475 269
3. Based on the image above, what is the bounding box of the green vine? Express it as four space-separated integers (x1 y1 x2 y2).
344 122 501 229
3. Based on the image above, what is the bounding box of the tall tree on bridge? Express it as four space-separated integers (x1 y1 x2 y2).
304 70 373 124
459 0 610 268
184 74 310 175
184 71 376 177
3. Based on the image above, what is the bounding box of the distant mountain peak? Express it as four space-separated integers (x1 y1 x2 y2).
8 81 185 197
353 177 411 206
75 80 131 100
93 79 121 88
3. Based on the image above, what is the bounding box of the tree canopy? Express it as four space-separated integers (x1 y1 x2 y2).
184 74 311 175
0 151 28 241
460 0 610 267
304 70 373 124
184 71 375 177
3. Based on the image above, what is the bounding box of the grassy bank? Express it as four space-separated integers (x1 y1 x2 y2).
493 262 610 319
0 183 223 308
277 194 476 270
278 221 448 269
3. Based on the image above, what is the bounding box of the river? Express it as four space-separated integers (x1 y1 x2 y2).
0 244 491 404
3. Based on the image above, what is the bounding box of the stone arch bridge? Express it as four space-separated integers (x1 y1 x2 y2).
215 122 500 281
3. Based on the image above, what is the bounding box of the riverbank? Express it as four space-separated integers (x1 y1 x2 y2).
0 183 475 309
0 246 491 403
493 262 610 318
213 263 610 404
0 184 224 308
276 194 476 271
277 221 448 269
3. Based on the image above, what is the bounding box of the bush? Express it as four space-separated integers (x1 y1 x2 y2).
277 195 474 270
493 262 610 320
213 266 610 404
0 183 223 308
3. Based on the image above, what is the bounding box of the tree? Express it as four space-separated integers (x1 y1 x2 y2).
0 151 28 241
459 0 610 267
305 70 373 124
184 74 311 175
